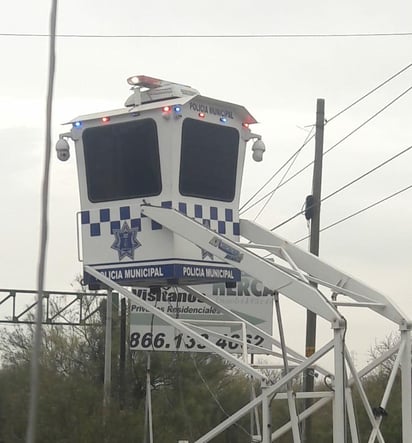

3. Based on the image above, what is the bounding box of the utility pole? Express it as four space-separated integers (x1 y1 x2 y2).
302 98 325 443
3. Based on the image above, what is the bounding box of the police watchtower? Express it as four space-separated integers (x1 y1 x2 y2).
56 75 266 289
56 75 412 443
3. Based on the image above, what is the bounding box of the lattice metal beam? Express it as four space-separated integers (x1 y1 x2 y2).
0 288 106 325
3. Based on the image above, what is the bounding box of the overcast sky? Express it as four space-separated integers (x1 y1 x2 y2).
0 0 411 366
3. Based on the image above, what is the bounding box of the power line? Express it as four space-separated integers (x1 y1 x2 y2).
294 183 412 244
327 63 412 123
240 131 315 213
240 62 412 215
270 206 305 231
243 84 412 215
324 85 412 157
190 353 251 438
271 144 412 231
322 145 412 203
252 127 315 221
1 32 412 39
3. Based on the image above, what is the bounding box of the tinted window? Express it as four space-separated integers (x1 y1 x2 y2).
83 119 161 202
179 119 239 201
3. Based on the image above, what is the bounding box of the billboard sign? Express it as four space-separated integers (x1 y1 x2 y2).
129 275 274 354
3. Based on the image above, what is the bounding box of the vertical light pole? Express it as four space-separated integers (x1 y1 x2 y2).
144 353 154 443
119 297 127 409
303 98 325 443
104 289 113 409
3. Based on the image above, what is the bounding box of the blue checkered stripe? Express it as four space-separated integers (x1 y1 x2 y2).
80 205 143 238
178 202 240 236
80 202 240 238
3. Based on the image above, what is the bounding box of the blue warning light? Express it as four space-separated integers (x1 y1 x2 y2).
73 121 82 128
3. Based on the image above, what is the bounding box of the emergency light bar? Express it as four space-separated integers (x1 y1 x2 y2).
125 74 199 107
127 75 195 91
127 75 167 88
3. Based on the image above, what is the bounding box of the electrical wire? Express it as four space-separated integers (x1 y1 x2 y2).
323 85 412 158
190 353 252 438
244 84 412 216
26 2 58 443
294 183 412 244
1 32 412 39
252 127 315 221
327 63 412 123
270 144 412 231
271 208 304 231
240 130 315 214
240 63 412 216
322 145 412 203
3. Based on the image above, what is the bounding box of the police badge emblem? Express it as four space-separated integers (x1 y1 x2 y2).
111 221 141 260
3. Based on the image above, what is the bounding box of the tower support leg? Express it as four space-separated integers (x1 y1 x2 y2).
261 383 271 443
333 321 346 443
401 326 412 442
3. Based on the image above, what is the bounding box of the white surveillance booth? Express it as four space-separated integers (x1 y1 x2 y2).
56 76 412 443
58 76 264 289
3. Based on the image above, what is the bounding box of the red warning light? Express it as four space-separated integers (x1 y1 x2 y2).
242 122 250 129
102 116 110 123
162 106 171 113
198 112 206 119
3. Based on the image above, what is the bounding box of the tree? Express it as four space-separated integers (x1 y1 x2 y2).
0 295 257 442
368 331 400 376
351 332 403 442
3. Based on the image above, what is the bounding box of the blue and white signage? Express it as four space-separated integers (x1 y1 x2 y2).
80 201 242 288
85 263 241 286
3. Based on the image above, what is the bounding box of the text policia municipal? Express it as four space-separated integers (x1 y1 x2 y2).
98 266 236 281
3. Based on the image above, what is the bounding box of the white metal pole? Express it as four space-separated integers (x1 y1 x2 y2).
345 388 359 443
144 388 148 443
103 289 112 408
195 340 334 443
344 348 385 443
261 383 271 443
147 353 154 443
368 340 405 443
401 327 412 443
274 293 301 442
380 342 404 408
250 379 255 442
251 383 261 441
183 286 329 375
271 397 331 440
185 285 318 365
241 321 248 364
333 323 346 443
274 345 399 442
